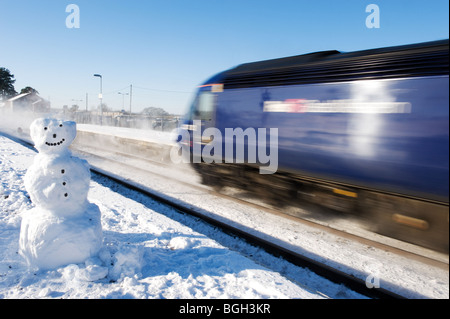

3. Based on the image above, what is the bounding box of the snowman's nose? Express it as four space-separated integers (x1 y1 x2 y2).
53 134 57 138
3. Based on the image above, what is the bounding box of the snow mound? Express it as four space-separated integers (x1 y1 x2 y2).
108 244 145 281
168 236 197 250
19 203 103 270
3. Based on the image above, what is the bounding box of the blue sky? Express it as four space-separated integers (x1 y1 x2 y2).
1 0 448 114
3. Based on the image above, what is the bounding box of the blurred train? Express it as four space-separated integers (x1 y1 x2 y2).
178 39 449 252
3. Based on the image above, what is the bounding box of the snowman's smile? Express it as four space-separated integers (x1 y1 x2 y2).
45 138 65 146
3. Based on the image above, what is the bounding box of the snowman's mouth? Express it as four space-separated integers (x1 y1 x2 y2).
45 138 65 146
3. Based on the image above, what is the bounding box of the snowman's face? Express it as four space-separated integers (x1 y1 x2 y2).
30 118 77 154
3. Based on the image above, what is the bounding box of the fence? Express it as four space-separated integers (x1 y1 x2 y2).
68 111 181 131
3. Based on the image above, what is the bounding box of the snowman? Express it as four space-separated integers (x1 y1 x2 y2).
19 118 103 270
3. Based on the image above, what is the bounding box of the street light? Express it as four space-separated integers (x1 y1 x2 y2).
93 74 102 125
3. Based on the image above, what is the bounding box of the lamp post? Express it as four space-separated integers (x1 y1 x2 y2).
93 74 103 125
129 84 132 115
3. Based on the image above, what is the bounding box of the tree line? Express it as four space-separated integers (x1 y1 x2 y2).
0 67 39 100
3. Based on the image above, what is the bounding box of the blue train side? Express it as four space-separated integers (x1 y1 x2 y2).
180 40 449 252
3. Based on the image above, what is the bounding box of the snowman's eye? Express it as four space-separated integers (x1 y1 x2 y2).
44 127 47 130
59 124 63 127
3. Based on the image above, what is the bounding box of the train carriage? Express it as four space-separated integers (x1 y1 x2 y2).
179 39 449 252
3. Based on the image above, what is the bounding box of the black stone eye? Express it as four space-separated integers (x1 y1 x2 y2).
44 127 47 130
59 124 63 127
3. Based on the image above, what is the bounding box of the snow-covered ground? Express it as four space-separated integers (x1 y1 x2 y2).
0 118 448 300
0 133 364 299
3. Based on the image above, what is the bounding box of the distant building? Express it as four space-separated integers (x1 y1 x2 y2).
2 92 50 112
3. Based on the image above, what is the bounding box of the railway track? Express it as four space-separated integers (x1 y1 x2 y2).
4 129 448 299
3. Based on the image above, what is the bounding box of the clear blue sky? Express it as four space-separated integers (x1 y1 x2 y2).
1 0 448 114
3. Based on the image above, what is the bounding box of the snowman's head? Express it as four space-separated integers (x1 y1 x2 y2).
30 118 77 154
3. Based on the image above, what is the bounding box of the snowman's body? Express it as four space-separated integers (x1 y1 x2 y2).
24 151 91 215
19 118 102 270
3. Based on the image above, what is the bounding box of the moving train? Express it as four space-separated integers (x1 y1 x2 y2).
178 39 449 252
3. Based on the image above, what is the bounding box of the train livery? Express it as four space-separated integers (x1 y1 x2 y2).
179 39 449 252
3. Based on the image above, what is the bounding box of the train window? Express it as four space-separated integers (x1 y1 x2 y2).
195 92 215 121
